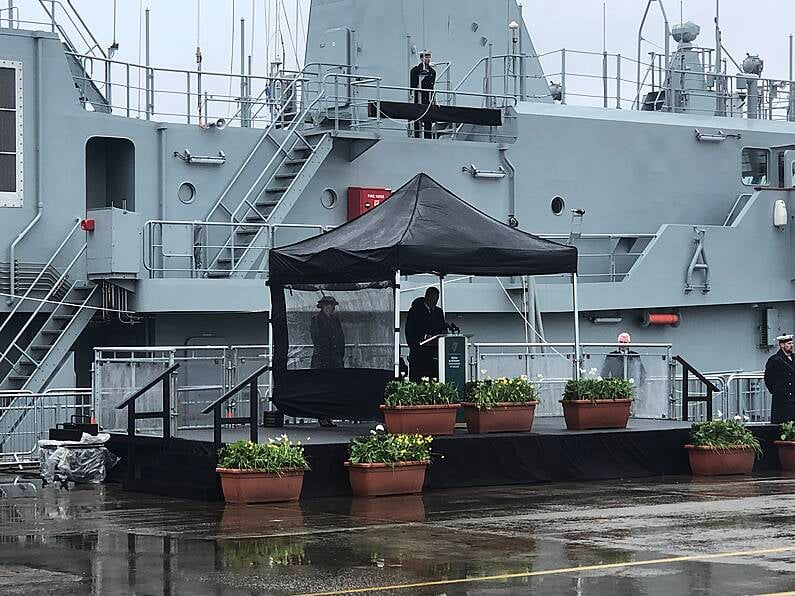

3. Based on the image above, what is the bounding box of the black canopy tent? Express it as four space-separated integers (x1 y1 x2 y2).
268 173 579 420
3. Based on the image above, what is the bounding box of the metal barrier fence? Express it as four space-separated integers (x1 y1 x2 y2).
93 345 270 436
671 370 769 423
0 388 91 468
470 343 674 419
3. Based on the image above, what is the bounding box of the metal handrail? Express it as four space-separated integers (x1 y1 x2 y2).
115 363 180 479
674 355 718 421
38 0 106 59
201 362 269 449
116 363 180 411
205 68 319 225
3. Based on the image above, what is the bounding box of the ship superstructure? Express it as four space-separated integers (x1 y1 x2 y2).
0 0 793 427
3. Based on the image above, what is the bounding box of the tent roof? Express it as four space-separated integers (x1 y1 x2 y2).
268 173 578 285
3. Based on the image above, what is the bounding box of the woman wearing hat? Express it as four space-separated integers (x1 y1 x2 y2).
311 295 345 370
311 295 346 428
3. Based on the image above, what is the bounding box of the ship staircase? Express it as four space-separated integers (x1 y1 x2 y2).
203 72 337 279
38 0 111 113
0 221 98 446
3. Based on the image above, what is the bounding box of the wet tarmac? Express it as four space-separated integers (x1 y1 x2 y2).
0 472 794 595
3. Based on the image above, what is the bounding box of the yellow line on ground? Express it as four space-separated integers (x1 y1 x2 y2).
293 546 795 596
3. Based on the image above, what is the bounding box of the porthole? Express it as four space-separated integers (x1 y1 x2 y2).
551 196 565 215
177 181 196 204
320 188 337 209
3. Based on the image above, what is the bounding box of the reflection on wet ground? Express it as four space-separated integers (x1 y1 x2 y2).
0 472 794 595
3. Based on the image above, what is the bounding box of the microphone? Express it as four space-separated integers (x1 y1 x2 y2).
448 323 460 334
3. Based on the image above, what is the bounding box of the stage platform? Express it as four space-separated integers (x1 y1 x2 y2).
106 419 782 502
176 417 693 444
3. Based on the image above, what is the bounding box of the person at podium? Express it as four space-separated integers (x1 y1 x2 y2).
406 287 453 381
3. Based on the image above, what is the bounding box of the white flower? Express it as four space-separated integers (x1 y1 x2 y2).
375 424 385 432
744 415 750 422
734 415 742 421
306 436 311 441
629 378 635 385
421 376 430 382
596 376 603 381
370 429 377 435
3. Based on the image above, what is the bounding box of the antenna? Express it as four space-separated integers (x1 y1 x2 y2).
602 2 607 54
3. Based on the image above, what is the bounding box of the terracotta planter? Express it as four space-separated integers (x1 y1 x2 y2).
345 461 428 497
774 441 795 471
462 401 538 433
560 399 633 430
380 404 460 435
217 468 304 504
685 445 756 476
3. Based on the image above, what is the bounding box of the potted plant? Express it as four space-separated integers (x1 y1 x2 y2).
685 419 761 476
380 377 460 435
345 428 433 497
462 377 540 433
561 377 634 430
774 421 795 471
216 436 309 504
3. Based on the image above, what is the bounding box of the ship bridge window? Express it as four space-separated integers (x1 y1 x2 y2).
0 61 23 208
742 148 769 186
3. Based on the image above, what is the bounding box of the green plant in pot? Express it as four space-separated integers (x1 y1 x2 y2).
686 419 761 476
380 377 460 435
560 376 635 430
462 377 540 434
774 420 795 471
345 427 433 497
216 436 310 504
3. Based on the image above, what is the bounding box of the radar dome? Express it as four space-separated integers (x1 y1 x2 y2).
671 21 700 44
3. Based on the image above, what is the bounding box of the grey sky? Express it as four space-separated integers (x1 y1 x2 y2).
24 1 795 91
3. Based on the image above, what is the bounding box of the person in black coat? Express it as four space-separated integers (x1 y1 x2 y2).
409 50 436 139
310 295 345 369
764 333 795 424
310 295 345 428
405 287 450 381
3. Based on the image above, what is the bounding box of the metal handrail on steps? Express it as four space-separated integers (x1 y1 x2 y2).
201 363 269 450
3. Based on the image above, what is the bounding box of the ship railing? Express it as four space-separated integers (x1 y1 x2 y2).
143 222 657 282
470 342 673 419
64 51 302 126
0 387 92 468
534 48 795 121
319 73 519 142
142 220 331 279
93 345 270 435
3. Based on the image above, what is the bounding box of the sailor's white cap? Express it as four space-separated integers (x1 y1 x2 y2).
777 333 793 342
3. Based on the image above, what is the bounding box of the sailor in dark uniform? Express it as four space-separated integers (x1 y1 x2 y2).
409 50 436 139
764 333 795 424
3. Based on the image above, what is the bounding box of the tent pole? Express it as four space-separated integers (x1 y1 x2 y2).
572 272 581 380
267 316 273 411
439 275 445 311
394 270 401 378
